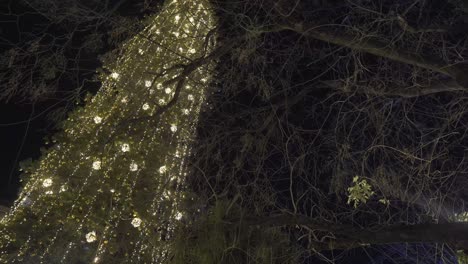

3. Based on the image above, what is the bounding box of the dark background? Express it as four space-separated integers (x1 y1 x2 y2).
0 0 160 205
0 1 57 204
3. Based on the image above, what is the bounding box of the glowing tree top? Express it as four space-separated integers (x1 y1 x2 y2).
0 0 216 262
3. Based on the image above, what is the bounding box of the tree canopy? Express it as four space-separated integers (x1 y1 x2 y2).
2 0 468 263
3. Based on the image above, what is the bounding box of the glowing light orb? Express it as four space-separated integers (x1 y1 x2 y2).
92 161 101 170
170 124 177 132
175 212 183 220
110 72 119 79
131 217 142 227
121 143 130 152
42 178 53 188
129 162 138 172
94 116 102 124
86 231 97 243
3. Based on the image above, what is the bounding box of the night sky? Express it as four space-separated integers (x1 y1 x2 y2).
0 103 48 204
0 0 149 205
0 2 49 205
0 0 102 206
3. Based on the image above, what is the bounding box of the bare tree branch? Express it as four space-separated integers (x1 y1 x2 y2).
320 79 465 98
280 21 468 88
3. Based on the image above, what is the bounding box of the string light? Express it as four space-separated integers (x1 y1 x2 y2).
129 162 138 172
110 72 120 79
94 116 102 124
121 143 130 152
42 178 53 188
0 0 217 262
131 217 142 228
86 231 97 243
92 161 101 170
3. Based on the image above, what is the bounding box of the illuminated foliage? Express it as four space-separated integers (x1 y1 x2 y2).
0 0 216 262
347 176 374 208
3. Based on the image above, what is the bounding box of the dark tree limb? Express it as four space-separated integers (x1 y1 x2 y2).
231 214 468 251
280 22 468 88
320 79 465 98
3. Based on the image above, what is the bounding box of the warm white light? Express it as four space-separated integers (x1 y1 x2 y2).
170 124 177 132
165 88 172 94
110 72 119 79
45 190 53 195
175 212 183 220
121 143 130 152
131 217 142 227
92 161 101 170
159 166 167 173
142 103 150 110
182 109 189 115
145 80 152 87
20 196 31 206
188 94 194 101
159 99 166 105
94 116 102 124
86 231 97 243
129 162 138 172
42 178 53 188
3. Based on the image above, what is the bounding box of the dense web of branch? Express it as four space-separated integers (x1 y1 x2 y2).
2 0 468 263
186 0 468 262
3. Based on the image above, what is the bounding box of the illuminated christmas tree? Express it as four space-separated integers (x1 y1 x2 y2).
0 0 217 262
